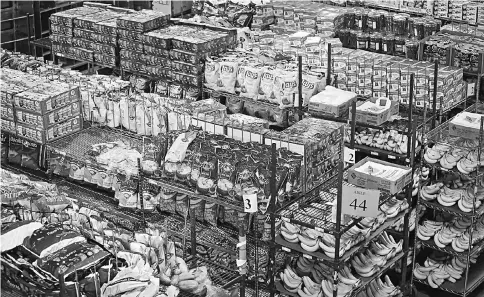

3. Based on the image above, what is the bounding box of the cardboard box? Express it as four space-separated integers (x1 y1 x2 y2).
348 157 412 194
15 101 81 129
13 84 80 115
16 116 83 144
449 112 483 140
1 118 16 134
350 98 399 126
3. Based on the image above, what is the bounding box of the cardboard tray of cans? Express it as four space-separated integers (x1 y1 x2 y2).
50 6 102 27
13 83 80 115
144 55 170 67
116 9 170 32
91 43 117 56
120 49 144 61
73 29 117 45
94 53 117 67
143 45 169 57
143 30 173 49
92 19 118 35
117 28 144 42
74 11 127 30
16 116 83 144
51 23 72 36
50 34 73 45
169 49 207 65
118 39 144 52
15 101 81 130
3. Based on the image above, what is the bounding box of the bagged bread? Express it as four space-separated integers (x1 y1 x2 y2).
106 99 121 128
217 60 238 94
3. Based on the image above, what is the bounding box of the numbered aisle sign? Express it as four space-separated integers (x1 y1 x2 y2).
341 185 380 218
344 147 356 164
243 193 258 213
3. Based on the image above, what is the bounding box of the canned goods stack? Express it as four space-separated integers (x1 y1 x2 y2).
336 8 440 59
0 68 82 144
332 48 467 110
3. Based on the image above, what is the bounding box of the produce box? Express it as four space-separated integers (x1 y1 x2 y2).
449 112 483 140
15 101 81 129
1 118 16 134
350 98 399 126
13 84 80 115
50 6 103 27
1 103 15 121
308 86 357 118
16 116 83 144
348 157 412 195
116 10 170 32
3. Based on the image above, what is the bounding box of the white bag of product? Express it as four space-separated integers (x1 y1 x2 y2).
204 58 220 90
274 73 298 108
258 66 277 102
106 100 121 128
217 60 239 94
119 98 137 132
235 63 247 93
240 66 263 99
299 73 323 107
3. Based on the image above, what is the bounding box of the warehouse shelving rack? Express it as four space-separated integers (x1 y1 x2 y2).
411 102 484 297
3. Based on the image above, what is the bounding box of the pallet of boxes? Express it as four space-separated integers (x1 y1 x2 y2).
0 68 82 169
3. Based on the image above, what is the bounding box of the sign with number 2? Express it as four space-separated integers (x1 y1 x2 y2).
341 185 380 217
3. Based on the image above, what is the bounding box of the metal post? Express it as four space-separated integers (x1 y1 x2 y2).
431 61 438 129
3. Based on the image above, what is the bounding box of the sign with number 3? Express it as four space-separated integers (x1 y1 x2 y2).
341 185 380 217
243 193 258 213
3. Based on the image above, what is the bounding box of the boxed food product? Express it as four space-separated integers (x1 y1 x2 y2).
50 34 73 45
449 111 483 140
15 101 81 129
16 116 83 143
91 43 116 56
308 86 357 117
92 19 118 35
1 118 16 134
13 84 80 115
350 98 398 126
348 157 412 194
51 24 72 36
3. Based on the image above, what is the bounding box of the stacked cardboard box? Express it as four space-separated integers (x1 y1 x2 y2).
0 68 82 143
332 49 466 111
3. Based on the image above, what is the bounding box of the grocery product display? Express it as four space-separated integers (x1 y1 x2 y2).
2 1 484 297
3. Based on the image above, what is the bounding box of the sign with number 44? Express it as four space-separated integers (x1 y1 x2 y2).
341 185 380 217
